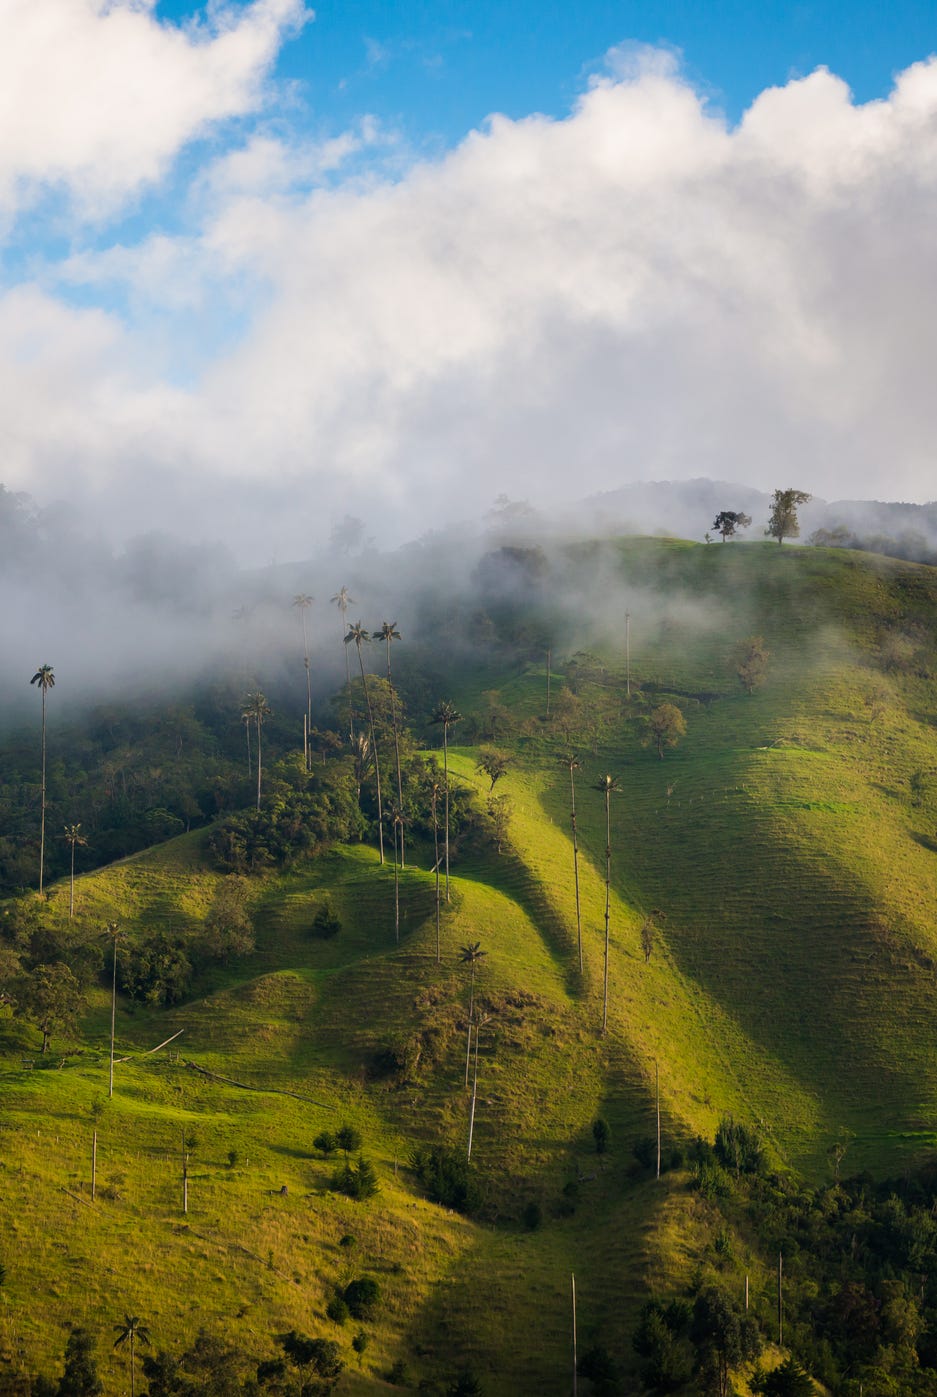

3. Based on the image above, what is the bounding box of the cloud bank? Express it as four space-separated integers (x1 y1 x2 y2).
2 22 937 558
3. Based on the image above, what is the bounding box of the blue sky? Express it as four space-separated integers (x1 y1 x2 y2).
160 0 937 139
3 1 937 558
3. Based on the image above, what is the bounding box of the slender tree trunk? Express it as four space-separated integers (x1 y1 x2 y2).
625 610 631 699
91 1129 97 1202
69 843 76 920
656 1059 661 1180
301 611 312 769
443 725 451 901
109 934 118 1098
465 963 476 1087
356 644 384 864
38 688 46 896
602 789 611 1035
387 639 405 867
256 717 263 810
342 611 355 742
130 1331 136 1397
393 819 399 945
467 1020 481 1161
432 790 440 964
570 763 583 974
571 1274 578 1397
245 719 251 777
546 648 552 717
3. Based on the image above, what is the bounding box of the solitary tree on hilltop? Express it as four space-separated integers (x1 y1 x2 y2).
431 700 462 901
712 510 752 542
114 1315 151 1397
30 664 55 895
766 489 811 545
346 623 384 864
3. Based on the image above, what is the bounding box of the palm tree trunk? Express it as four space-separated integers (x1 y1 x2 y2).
464 963 476 1087
256 717 263 810
69 843 75 921
467 1021 481 1161
443 725 451 901
393 819 399 944
432 790 440 964
387 639 405 867
109 933 118 1098
245 719 252 776
356 644 384 864
130 1331 135 1397
342 611 355 742
570 764 583 974
38 687 46 896
602 790 611 1035
546 648 552 717
301 611 312 769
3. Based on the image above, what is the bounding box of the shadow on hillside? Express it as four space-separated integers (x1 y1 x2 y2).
909 830 937 854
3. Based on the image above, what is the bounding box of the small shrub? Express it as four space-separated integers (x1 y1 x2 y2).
337 1124 363 1155
312 900 342 939
385 1359 408 1385
592 1118 610 1153
352 1331 369 1357
226 1149 239 1169
344 1276 382 1320
326 1296 349 1325
522 1201 542 1231
339 1233 356 1248
409 1145 481 1214
313 1131 337 1156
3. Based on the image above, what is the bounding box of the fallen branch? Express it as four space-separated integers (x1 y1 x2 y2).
181 1059 332 1110
115 1028 186 1064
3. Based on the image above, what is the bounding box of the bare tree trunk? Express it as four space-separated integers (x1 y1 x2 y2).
465 963 476 1087
69 843 75 920
356 645 384 864
432 789 441 964
443 726 451 901
387 639 405 867
91 1129 97 1202
602 789 611 1035
256 716 263 810
38 688 46 896
109 931 118 1098
570 762 583 974
467 1020 481 1161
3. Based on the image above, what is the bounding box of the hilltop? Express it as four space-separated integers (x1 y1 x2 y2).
4 537 937 1394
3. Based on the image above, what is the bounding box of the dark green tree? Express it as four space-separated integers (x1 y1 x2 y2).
22 962 84 1054
57 1328 103 1397
712 510 752 542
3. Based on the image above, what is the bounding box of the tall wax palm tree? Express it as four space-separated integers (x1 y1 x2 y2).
242 710 252 776
243 693 272 810
388 803 403 944
63 824 87 921
377 621 405 866
431 701 462 901
113 1314 151 1397
107 922 120 1099
30 665 55 895
594 775 621 1035
345 624 384 864
563 755 584 974
430 779 442 964
331 587 355 741
459 941 487 1087
293 594 314 768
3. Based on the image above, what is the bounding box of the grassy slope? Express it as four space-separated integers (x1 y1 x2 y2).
4 540 937 1391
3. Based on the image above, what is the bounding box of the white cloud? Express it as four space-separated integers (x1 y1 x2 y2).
7 47 937 556
0 0 310 219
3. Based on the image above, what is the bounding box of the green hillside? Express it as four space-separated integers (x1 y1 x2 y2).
5 538 937 1394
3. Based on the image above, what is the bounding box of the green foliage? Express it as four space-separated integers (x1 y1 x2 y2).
280 1331 343 1380
592 1117 610 1153
646 703 687 759
325 1295 349 1324
633 1300 695 1393
312 1131 336 1156
409 1145 481 1214
578 1345 621 1397
713 1116 766 1176
736 635 770 694
752 1357 815 1395
202 876 255 961
208 767 363 874
335 1124 362 1155
19 961 84 1053
56 1328 102 1397
766 488 811 543
329 1155 378 1201
117 932 192 1006
522 1200 542 1230
311 899 341 939
342 1277 382 1320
